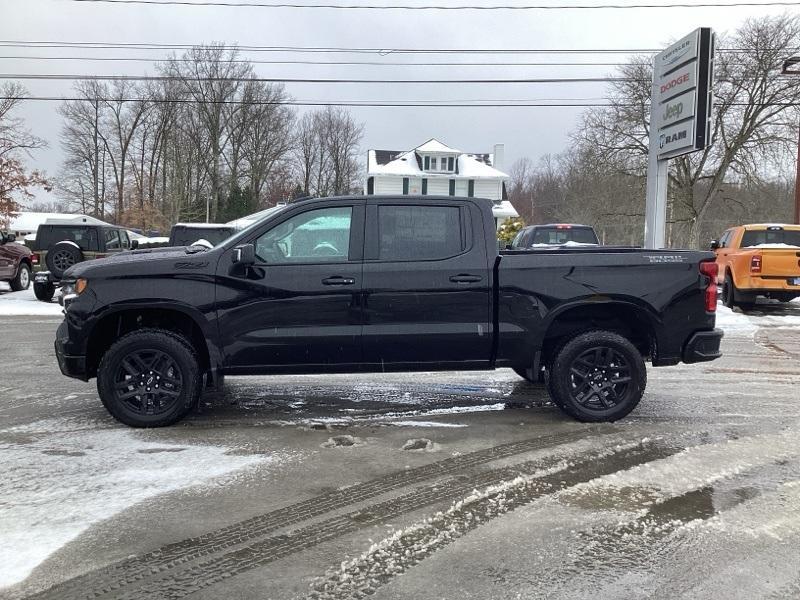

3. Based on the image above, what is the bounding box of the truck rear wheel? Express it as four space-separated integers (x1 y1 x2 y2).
97 329 201 427
547 330 646 422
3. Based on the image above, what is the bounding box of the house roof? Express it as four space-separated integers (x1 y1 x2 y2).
415 138 462 154
368 139 508 180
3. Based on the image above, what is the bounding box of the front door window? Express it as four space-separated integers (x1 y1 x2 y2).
255 207 353 264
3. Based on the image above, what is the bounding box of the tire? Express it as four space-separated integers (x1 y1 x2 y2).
722 273 735 308
46 242 84 278
723 272 755 311
33 280 55 302
547 330 647 423
10 263 31 291
97 328 202 428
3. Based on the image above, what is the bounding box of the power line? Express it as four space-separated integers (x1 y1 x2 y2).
3 95 798 107
0 73 647 83
0 55 633 67
0 40 777 54
64 0 800 10
0 95 619 106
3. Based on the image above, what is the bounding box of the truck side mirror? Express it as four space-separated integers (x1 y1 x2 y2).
232 243 256 266
130 239 139 250
709 239 719 251
4 233 15 243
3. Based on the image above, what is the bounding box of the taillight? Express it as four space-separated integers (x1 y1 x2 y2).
750 254 762 274
699 261 718 312
31 253 39 265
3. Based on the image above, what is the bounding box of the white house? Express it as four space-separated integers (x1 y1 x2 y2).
365 138 512 199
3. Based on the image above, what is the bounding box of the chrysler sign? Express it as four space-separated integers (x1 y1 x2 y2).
652 27 714 159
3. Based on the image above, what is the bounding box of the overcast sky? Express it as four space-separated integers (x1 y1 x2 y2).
2 0 798 205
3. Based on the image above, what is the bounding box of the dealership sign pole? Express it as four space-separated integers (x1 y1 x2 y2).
644 27 715 248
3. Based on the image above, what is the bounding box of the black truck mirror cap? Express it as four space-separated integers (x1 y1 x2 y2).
233 244 256 266
709 239 719 251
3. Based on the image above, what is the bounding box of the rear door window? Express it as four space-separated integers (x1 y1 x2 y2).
376 205 464 261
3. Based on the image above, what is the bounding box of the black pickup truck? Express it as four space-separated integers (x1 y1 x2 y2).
54 196 723 427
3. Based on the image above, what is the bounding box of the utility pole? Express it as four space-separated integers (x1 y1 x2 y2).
782 57 800 224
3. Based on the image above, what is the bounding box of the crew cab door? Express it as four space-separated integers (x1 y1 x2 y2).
216 202 365 371
361 199 491 368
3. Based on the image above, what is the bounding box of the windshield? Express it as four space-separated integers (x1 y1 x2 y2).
530 226 599 245
216 204 291 248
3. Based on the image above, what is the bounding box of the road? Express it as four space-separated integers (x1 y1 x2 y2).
1 301 799 600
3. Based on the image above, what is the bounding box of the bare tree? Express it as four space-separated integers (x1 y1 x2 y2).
574 14 800 247
0 83 47 226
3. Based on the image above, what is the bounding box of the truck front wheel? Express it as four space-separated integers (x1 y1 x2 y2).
97 329 202 427
547 330 646 422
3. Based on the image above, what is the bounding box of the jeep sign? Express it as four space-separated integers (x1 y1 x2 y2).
656 89 696 131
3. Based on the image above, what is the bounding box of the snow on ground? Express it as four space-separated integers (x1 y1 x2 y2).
715 305 758 336
0 284 62 317
0 417 279 588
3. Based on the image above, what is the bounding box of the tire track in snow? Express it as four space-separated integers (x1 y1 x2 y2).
305 427 800 600
26 428 596 600
303 441 678 600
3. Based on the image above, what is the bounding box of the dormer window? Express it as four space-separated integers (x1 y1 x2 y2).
431 157 438 170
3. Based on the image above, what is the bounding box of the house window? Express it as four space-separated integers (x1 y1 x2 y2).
402 178 409 195
468 180 475 197
422 178 428 195
431 158 437 171
367 177 374 195
448 157 455 171
424 156 430 170
449 179 455 196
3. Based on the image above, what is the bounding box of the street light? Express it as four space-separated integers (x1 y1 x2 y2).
782 57 800 224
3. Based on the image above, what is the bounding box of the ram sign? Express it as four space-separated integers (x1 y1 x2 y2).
652 28 714 159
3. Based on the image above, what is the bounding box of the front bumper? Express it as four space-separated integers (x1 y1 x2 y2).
683 328 724 364
55 320 89 381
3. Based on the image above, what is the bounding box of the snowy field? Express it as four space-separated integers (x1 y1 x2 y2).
0 283 62 316
0 417 286 588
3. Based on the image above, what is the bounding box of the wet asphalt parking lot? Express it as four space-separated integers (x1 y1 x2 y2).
1 297 800 600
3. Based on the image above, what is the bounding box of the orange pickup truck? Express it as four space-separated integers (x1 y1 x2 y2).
712 224 800 309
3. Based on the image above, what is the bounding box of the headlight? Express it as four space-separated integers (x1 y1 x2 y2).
62 278 88 299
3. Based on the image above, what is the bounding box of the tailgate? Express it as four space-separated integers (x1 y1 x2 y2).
760 249 800 278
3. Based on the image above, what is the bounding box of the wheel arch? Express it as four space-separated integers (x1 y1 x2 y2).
85 304 217 380
539 300 659 366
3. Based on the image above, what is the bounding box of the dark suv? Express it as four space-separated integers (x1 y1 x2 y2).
32 223 131 302
168 223 236 247
0 230 33 291
510 224 600 248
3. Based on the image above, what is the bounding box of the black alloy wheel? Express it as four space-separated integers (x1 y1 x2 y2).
113 349 184 417
547 330 646 422
97 329 201 427
566 346 631 411
51 249 77 273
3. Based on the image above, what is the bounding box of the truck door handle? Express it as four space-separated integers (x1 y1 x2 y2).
322 276 355 286
449 274 482 284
